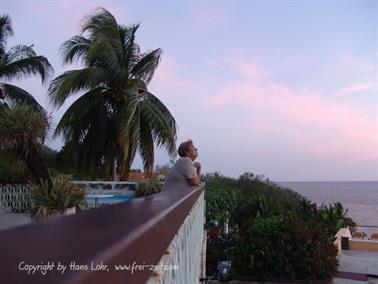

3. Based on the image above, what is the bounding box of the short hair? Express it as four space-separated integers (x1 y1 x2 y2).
178 139 193 157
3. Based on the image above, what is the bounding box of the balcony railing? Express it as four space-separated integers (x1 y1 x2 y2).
0 184 205 284
147 188 205 283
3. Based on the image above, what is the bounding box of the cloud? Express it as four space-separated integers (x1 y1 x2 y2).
206 59 219 67
228 58 271 81
334 83 376 97
149 56 188 96
203 59 377 161
336 49 375 74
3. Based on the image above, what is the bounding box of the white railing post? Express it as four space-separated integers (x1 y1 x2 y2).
148 191 205 284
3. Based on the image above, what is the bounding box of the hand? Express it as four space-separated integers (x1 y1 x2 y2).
194 161 201 169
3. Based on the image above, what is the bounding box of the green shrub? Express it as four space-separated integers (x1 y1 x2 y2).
231 217 338 280
231 217 283 278
205 186 240 225
135 179 162 197
32 176 85 213
0 151 32 183
237 173 303 211
316 202 356 235
204 172 343 281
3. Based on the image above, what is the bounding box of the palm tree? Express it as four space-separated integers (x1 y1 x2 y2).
48 8 177 179
297 198 317 220
0 104 52 186
0 14 53 111
318 202 355 234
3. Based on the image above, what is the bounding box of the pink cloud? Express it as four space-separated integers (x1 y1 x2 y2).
335 49 375 74
334 83 376 97
149 56 188 95
336 49 355 66
206 59 219 67
203 60 377 161
203 59 269 108
228 58 271 81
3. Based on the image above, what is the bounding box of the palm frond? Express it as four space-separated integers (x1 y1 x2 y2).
55 88 111 175
78 106 111 174
130 48 162 85
61 35 91 64
5 44 36 62
0 14 13 54
82 8 120 44
119 120 139 176
142 92 177 154
122 25 140 73
138 116 154 174
87 38 120 74
82 9 132 72
112 96 138 158
48 67 109 107
116 86 141 140
0 55 53 83
54 87 105 140
145 91 177 128
2 83 44 112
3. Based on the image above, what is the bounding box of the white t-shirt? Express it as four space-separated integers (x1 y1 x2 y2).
163 157 197 190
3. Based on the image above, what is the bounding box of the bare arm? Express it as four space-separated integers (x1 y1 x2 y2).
188 162 201 186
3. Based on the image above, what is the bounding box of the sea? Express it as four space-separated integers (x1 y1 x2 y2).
277 181 378 234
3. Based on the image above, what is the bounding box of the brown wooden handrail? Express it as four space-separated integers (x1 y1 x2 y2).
0 184 205 284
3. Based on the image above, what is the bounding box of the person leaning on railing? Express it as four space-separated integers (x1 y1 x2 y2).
163 139 201 189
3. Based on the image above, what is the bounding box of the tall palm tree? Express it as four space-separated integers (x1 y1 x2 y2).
48 8 177 179
0 14 53 111
0 104 52 186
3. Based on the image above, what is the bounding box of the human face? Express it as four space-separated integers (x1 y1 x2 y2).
186 144 198 161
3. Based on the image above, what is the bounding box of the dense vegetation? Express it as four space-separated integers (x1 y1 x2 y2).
0 14 53 187
0 10 177 219
0 9 177 185
204 172 355 281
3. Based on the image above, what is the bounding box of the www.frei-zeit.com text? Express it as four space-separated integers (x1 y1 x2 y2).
18 261 178 275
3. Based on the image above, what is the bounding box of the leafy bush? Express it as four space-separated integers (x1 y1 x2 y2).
207 217 338 281
231 217 283 278
237 173 303 210
205 186 240 225
32 176 85 213
205 172 342 281
205 172 303 228
235 217 338 280
316 202 356 235
0 151 32 183
135 179 162 197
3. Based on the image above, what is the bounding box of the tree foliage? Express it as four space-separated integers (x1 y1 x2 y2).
228 217 338 280
0 104 51 185
0 14 53 111
48 8 177 179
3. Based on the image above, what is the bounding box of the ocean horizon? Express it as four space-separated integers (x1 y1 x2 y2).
276 181 378 230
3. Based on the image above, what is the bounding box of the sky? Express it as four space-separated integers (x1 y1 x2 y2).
2 0 377 181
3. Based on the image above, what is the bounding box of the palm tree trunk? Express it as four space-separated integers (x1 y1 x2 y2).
112 158 117 181
23 142 52 188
